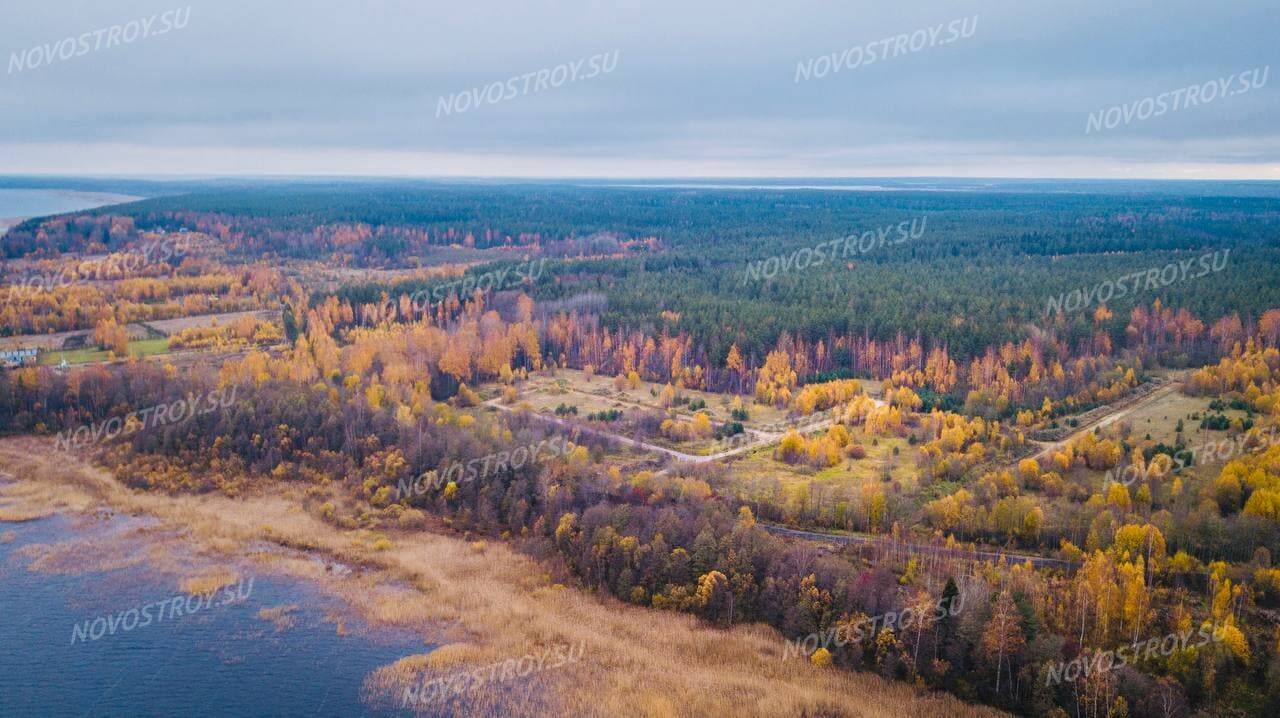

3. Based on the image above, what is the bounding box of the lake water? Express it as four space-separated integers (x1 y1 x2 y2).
0 189 142 234
0 513 426 717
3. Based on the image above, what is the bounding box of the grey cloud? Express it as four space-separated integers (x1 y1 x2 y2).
1 0 1276 176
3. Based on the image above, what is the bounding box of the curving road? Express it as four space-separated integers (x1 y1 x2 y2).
483 394 874 466
1025 372 1187 464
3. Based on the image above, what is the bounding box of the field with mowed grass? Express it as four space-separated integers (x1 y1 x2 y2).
38 337 171 365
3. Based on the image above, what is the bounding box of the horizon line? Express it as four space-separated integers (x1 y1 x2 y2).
4 173 1280 183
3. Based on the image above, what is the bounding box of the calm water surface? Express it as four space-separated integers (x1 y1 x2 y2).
0 513 426 717
0 189 141 233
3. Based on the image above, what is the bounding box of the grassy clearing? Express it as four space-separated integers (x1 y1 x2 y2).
720 426 919 493
39 337 171 365
1117 390 1250 446
522 368 793 429
514 380 631 418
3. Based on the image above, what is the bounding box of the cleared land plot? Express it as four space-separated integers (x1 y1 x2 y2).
1030 390 1264 508
714 426 919 494
38 335 170 363
644 428 739 457
1114 389 1252 446
38 337 170 365
508 370 835 458
144 309 279 335
1 309 279 354
496 370 872 459
522 368 793 428
513 379 636 418
0 328 91 351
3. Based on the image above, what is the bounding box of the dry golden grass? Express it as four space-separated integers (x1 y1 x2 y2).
1116 389 1251 447
180 566 241 595
417 642 487 668
521 368 795 428
0 502 55 522
256 604 300 632
362 646 565 718
365 652 437 692
0 469 62 521
0 436 1005 718
721 428 919 496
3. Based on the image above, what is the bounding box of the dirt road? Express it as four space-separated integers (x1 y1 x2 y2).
1027 372 1187 463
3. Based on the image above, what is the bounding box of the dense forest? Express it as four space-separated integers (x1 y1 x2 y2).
11 183 1273 354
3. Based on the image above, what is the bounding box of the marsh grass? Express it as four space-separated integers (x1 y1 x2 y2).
0 436 1005 717
180 565 241 595
256 604 300 632
0 504 53 522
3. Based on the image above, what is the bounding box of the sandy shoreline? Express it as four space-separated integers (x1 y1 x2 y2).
0 435 1004 717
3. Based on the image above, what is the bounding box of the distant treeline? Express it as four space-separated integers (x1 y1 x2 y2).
10 182 1280 360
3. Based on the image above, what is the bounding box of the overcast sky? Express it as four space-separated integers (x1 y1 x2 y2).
1 0 1276 178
